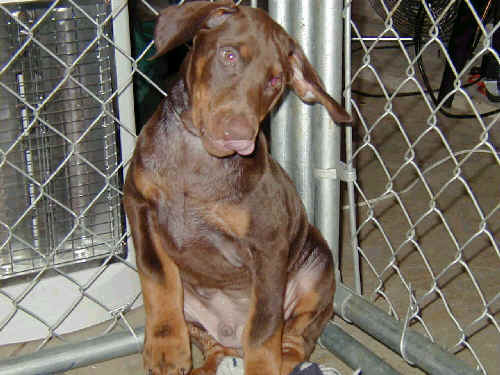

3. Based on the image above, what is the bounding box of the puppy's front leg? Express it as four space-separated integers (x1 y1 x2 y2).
243 252 287 375
125 198 191 375
140 267 191 375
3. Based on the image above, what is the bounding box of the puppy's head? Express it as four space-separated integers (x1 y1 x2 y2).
152 1 351 157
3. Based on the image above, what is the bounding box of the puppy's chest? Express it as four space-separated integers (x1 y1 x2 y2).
156 184 293 268
162 182 290 238
155 198 253 288
155 162 289 243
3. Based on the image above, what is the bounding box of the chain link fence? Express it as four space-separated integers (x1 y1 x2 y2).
0 0 497 374
342 0 499 373
0 0 140 352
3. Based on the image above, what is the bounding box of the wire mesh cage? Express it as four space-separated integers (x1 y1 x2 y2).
0 1 125 279
346 0 499 373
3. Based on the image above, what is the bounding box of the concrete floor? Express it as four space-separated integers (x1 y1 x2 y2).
1 4 499 375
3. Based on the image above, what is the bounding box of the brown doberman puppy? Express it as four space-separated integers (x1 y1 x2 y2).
123 2 352 375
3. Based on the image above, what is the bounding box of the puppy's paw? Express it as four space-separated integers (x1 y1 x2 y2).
143 336 192 375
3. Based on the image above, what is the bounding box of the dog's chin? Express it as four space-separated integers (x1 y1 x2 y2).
202 137 256 158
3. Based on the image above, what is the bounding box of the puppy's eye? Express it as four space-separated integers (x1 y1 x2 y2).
267 74 282 89
220 47 239 66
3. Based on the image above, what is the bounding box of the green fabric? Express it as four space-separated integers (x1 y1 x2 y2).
132 20 166 131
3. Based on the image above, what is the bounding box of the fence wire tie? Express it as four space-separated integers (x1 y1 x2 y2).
314 162 357 182
400 283 418 365
121 310 143 352
109 305 130 319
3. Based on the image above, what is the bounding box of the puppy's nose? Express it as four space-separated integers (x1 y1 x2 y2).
222 115 255 141
222 115 256 155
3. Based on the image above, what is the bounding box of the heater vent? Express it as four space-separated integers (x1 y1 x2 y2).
0 2 125 279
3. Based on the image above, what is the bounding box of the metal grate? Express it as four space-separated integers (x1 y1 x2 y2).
0 1 124 279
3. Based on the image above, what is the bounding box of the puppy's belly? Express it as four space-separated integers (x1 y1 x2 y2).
182 253 327 349
184 286 250 348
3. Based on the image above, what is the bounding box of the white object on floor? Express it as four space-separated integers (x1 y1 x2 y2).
216 357 244 375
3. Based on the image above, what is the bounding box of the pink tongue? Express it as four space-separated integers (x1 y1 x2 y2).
224 140 255 155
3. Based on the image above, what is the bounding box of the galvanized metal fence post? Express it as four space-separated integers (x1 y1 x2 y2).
311 0 345 277
269 1 315 221
270 1 347 276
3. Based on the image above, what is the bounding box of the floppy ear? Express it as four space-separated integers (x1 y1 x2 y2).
150 0 237 59
288 41 352 123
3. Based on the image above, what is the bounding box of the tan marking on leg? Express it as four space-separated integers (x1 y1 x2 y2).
280 289 334 375
141 273 192 375
293 290 320 317
244 327 282 375
141 228 192 375
243 287 283 375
